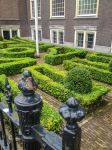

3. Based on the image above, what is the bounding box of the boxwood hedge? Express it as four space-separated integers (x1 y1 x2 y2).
23 65 110 107
63 60 112 84
0 58 36 75
45 47 88 65
0 74 63 132
0 47 35 58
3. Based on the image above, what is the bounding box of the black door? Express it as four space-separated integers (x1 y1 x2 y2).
3 31 10 40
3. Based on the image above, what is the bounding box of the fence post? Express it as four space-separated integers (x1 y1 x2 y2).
14 70 43 150
59 97 85 150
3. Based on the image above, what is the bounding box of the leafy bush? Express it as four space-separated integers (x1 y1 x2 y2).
0 36 3 41
109 60 112 72
0 74 63 133
0 58 36 75
24 66 110 107
35 64 66 84
87 54 112 63
96 52 112 58
71 58 108 70
45 47 87 65
63 60 112 84
39 43 55 52
65 67 92 93
0 47 35 58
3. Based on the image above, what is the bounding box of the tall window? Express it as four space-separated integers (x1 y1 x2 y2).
31 0 41 18
51 0 65 17
75 31 96 49
77 0 98 16
50 29 64 44
32 29 42 41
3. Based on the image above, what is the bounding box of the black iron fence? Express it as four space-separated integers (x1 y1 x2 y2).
0 70 85 150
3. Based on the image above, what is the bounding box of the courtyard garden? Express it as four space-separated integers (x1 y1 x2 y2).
0 37 112 133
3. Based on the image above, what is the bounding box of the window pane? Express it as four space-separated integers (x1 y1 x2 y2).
52 0 64 16
53 31 57 43
38 30 42 41
78 0 97 15
31 0 41 18
59 32 64 44
77 33 84 47
12 30 17 37
87 33 94 48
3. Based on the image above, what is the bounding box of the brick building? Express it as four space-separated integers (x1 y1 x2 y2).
0 0 112 53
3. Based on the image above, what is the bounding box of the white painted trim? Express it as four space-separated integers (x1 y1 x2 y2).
74 29 96 50
75 0 99 17
50 0 65 18
49 25 64 30
30 0 41 19
50 28 64 45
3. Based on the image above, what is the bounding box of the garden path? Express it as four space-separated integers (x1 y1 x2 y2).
9 53 112 150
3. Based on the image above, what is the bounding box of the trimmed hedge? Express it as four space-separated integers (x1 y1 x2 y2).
65 67 92 93
0 74 63 132
34 64 66 84
39 43 55 52
0 57 26 63
0 58 36 75
87 54 112 63
45 47 88 65
71 58 108 70
0 47 35 58
63 60 112 84
96 52 112 58
23 65 110 106
109 60 112 72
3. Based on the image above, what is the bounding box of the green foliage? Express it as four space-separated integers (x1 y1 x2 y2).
65 67 92 93
41 101 63 132
87 54 112 63
45 47 88 65
71 58 108 70
109 60 112 72
24 65 110 107
0 36 3 41
63 60 112 84
39 43 55 52
0 47 35 58
0 74 63 133
0 58 36 75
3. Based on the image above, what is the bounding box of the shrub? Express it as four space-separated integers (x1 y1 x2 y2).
0 36 3 41
109 60 112 72
35 64 66 84
65 67 92 94
0 58 36 75
0 74 63 133
63 60 112 84
24 65 110 107
0 47 35 58
45 47 87 65
39 43 55 52
71 58 108 70
87 54 112 63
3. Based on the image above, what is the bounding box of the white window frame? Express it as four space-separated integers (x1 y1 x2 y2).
50 28 64 45
76 0 99 17
30 0 41 19
50 0 65 18
1 28 20 39
74 30 96 50
31 26 42 41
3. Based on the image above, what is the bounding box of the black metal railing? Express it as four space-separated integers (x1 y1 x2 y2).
0 70 85 150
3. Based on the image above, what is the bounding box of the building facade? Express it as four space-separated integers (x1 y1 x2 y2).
0 0 112 53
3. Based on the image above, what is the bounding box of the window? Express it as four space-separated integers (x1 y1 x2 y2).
50 29 64 44
31 0 41 18
76 0 98 16
32 29 42 41
75 30 96 49
12 30 18 37
2 29 20 39
51 0 65 17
